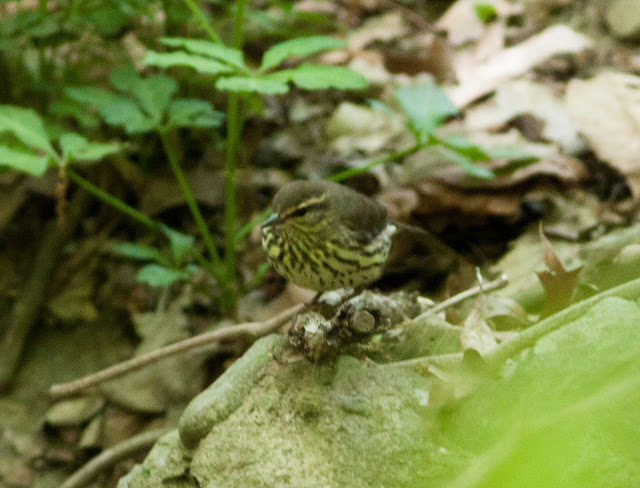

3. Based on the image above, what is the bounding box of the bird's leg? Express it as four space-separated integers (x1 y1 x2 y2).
309 291 323 306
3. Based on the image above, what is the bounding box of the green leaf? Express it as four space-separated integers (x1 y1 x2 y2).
260 35 346 72
132 76 177 120
485 146 538 162
215 76 290 94
0 105 55 156
277 64 368 91
160 37 245 69
167 99 224 128
144 51 237 76
64 86 120 111
111 242 167 265
49 99 101 129
161 225 195 266
59 133 121 163
136 264 193 287
109 67 177 119
101 99 158 134
394 83 459 139
439 135 490 161
0 145 51 176
474 2 498 23
435 145 494 179
108 65 140 92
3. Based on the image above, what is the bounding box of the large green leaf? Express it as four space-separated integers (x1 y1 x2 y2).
276 64 368 91
0 145 51 176
444 297 640 488
111 242 167 265
160 37 245 69
435 145 494 179
394 83 459 139
50 99 101 129
59 133 121 163
144 51 236 76
0 106 55 155
215 76 290 94
101 99 158 134
136 264 193 287
64 86 120 111
167 99 224 129
108 65 141 92
108 66 176 119
161 225 195 266
260 35 346 72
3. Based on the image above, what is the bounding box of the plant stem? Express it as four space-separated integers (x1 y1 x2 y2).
328 142 424 182
180 0 222 43
222 0 247 287
159 130 223 269
66 168 161 232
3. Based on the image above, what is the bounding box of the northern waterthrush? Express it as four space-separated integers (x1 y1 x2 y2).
261 180 396 291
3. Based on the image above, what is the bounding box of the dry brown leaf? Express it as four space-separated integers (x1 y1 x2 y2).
536 225 583 318
348 11 409 50
448 25 593 108
325 102 405 154
460 297 498 356
466 80 583 153
415 180 522 217
436 0 521 46
566 71 640 195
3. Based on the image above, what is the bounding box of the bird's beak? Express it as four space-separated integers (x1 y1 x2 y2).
261 212 280 228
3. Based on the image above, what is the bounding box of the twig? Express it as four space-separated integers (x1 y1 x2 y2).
414 273 509 321
60 428 168 488
0 189 91 392
49 302 306 399
392 276 640 370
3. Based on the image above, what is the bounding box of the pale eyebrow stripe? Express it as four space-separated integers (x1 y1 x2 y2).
280 194 328 218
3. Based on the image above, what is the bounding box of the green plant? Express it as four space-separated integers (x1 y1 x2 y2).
111 225 197 288
330 82 537 182
0 105 121 176
61 66 230 290
143 7 368 299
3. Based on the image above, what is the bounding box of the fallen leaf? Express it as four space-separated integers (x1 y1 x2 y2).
325 101 405 154
536 224 583 318
466 80 583 153
436 0 521 46
348 11 409 50
566 71 640 195
460 297 498 356
448 25 593 108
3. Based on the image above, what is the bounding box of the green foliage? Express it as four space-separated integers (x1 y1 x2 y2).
215 76 290 94
444 297 640 487
0 105 122 176
394 83 459 141
59 133 122 164
144 35 366 94
259 35 346 72
136 264 197 287
161 37 245 69
474 2 498 23
111 226 197 288
111 243 169 265
0 106 56 157
270 65 368 90
65 66 224 134
392 83 495 179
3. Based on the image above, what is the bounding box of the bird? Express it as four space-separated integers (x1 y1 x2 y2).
261 180 397 291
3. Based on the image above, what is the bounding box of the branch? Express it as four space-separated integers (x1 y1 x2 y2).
49 302 305 399
60 428 167 488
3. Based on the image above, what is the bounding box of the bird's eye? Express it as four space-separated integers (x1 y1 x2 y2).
290 206 310 218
